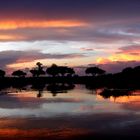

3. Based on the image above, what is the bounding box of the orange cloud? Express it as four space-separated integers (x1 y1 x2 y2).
109 54 140 61
0 34 25 41
97 54 140 64
0 20 87 30
118 45 140 55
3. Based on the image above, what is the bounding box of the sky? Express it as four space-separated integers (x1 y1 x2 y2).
0 0 140 74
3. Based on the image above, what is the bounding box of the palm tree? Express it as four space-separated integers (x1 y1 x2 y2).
12 70 26 77
85 67 105 76
0 70 5 77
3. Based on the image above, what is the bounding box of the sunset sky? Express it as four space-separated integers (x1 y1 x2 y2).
0 0 140 73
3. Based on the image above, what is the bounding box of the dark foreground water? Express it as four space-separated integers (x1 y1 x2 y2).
0 85 139 140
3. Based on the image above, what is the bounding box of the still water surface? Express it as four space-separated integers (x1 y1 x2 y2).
0 85 139 139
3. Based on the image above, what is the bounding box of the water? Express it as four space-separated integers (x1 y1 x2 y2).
0 85 139 139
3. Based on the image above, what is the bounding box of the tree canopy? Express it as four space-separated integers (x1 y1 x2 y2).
0 70 5 77
85 67 106 76
12 70 26 77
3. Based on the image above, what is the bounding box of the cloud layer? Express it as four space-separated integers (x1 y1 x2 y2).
0 50 85 70
0 0 140 42
0 0 139 73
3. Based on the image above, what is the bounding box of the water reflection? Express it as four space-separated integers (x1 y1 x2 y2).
29 83 75 98
47 83 75 96
0 84 139 116
31 83 46 98
0 84 139 139
99 89 133 99
0 83 140 101
29 83 138 100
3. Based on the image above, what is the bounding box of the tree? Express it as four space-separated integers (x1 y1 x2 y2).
30 69 45 77
46 65 76 77
85 67 105 76
58 66 68 76
132 66 140 77
30 62 45 77
134 66 140 73
36 62 43 70
0 70 5 77
30 69 37 77
67 68 75 76
12 70 26 77
122 67 133 76
46 64 59 77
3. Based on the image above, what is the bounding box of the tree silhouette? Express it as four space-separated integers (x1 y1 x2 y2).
66 67 75 76
134 66 140 75
58 66 68 76
85 67 105 76
30 62 45 77
36 62 43 70
12 70 26 77
122 67 133 74
0 70 5 77
46 65 76 77
30 69 45 77
47 83 75 96
37 69 45 77
46 64 59 77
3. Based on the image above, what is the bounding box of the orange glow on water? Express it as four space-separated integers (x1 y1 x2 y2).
97 90 140 104
110 96 140 103
0 128 90 138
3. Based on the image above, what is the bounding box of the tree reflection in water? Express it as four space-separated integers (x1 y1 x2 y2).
47 83 75 97
30 83 75 97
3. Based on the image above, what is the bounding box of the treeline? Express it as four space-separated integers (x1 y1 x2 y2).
0 62 139 89
0 62 139 78
0 62 105 77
